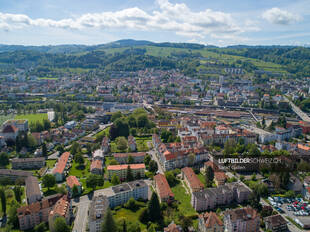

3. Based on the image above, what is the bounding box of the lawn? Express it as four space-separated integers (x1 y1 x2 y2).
79 178 113 195
46 159 57 169
135 136 151 152
171 182 197 216
0 187 26 217
112 204 147 231
197 173 206 187
68 158 90 178
15 113 48 124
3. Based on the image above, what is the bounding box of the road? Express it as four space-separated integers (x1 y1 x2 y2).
285 96 310 122
72 195 92 232
148 149 165 174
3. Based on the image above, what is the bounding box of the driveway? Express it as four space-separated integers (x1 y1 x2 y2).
72 195 92 232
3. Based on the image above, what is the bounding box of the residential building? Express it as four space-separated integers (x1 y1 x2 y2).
66 176 82 197
214 172 228 186
17 194 62 230
25 176 42 204
64 121 77 130
88 194 109 232
90 159 103 175
224 207 260 232
264 214 288 232
0 169 32 181
198 212 224 232
128 135 137 151
191 183 251 211
113 152 146 164
0 124 18 141
164 222 183 232
107 163 145 180
93 149 104 160
95 180 148 208
48 195 72 230
3 119 28 132
181 167 204 193
154 173 174 203
52 152 71 182
12 157 45 170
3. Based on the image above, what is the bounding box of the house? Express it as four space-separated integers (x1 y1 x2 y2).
191 183 251 212
113 152 146 164
52 152 71 182
64 121 77 130
48 195 72 230
0 124 18 141
181 167 204 193
12 157 45 170
128 135 137 151
93 149 104 161
107 163 145 181
88 194 109 232
101 136 110 154
3 119 28 132
31 132 43 145
264 214 288 232
214 172 228 186
66 176 82 197
90 159 103 175
95 180 148 208
164 222 183 232
154 173 174 203
25 176 42 204
198 212 224 232
224 207 260 232
17 194 63 230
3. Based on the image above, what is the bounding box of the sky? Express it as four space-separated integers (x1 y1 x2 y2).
0 0 309 46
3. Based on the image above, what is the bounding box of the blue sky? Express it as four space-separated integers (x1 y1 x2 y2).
0 0 309 46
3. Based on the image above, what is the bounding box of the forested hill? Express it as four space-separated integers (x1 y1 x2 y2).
0 39 310 77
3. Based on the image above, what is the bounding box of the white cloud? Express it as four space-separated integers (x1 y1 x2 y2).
262 8 301 25
0 0 256 41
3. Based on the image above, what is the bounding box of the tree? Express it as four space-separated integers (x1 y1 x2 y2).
42 174 56 190
72 185 79 198
285 190 295 198
165 171 177 186
102 208 117 232
124 197 138 211
137 115 148 128
149 160 158 173
0 153 9 166
128 222 141 232
128 155 134 164
111 174 120 185
34 222 47 232
27 134 37 148
188 153 195 166
205 166 214 187
147 224 156 232
224 139 236 156
116 136 128 151
86 174 103 191
144 154 151 166
147 192 161 222
127 166 134 181
179 215 193 232
111 111 123 122
13 186 22 203
7 200 20 228
51 217 70 232
139 208 149 224
0 188 6 215
42 142 47 157
70 142 80 156
122 219 127 232
249 192 262 211
128 115 137 128
74 153 84 166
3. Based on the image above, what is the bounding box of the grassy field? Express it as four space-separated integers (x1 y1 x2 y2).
46 159 57 169
0 187 26 217
15 113 48 124
171 182 197 216
79 178 113 195
68 158 90 178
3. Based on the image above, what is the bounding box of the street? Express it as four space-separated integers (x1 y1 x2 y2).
148 149 165 174
72 195 92 232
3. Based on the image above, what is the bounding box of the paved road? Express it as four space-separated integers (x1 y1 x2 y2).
148 149 165 174
72 195 92 232
285 96 310 122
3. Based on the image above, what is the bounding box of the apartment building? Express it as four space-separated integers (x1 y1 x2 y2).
107 163 145 180
88 194 109 232
52 152 71 182
264 215 288 232
181 167 204 193
224 207 260 232
113 152 146 164
90 159 103 175
17 194 63 230
12 157 45 170
95 180 148 208
101 136 110 154
25 176 42 204
66 176 82 196
154 173 174 203
191 182 251 212
198 212 224 232
48 195 72 230
0 169 32 181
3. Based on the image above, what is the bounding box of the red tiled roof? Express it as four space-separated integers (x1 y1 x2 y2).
214 171 228 181
49 195 70 217
66 175 80 189
199 212 223 228
2 124 18 133
107 163 145 171
90 160 102 170
181 167 204 190
154 173 174 200
205 161 219 171
53 152 70 175
113 152 146 158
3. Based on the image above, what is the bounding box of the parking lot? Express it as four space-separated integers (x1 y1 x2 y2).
269 196 310 229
